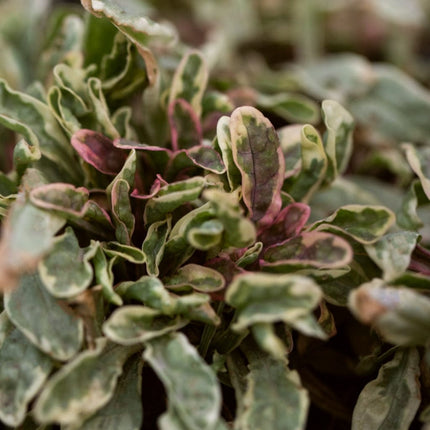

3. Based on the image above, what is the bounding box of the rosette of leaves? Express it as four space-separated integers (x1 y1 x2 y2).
0 1 429 430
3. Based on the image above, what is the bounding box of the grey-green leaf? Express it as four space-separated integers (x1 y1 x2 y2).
33 338 137 426
144 333 222 430
352 348 421 430
38 227 93 298
0 327 53 427
4 272 83 361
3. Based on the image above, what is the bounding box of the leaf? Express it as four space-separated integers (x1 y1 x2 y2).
285 125 328 203
349 279 430 346
396 180 427 231
311 205 395 244
165 264 226 293
144 177 206 224
185 146 226 174
257 92 320 123
71 129 128 175
110 179 135 244
92 243 123 305
321 99 354 183
216 116 242 191
187 219 224 250
103 306 188 345
352 348 421 430
103 242 145 264
261 231 353 272
4 272 83 361
0 79 81 182
0 327 53 427
230 106 284 225
258 203 310 247
203 189 256 249
228 348 309 430
168 98 202 151
78 355 143 430
0 199 65 291
364 232 420 281
38 227 93 298
81 0 177 84
142 217 171 276
144 333 222 430
403 143 430 200
33 338 138 426
169 50 208 118
226 273 325 338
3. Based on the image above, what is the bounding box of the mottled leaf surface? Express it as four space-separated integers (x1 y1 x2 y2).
349 279 430 346
365 232 419 281
78 355 143 430
0 327 53 427
230 106 284 225
34 338 137 425
103 306 187 345
144 333 222 430
38 227 93 298
352 348 421 430
403 143 430 200
312 205 395 244
4 272 83 361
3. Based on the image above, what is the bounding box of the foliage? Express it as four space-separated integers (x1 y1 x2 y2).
0 0 430 429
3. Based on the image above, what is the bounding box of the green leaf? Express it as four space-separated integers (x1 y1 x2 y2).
165 264 225 293
364 232 419 281
230 106 284 224
261 231 352 272
142 217 171 276
311 205 395 244
0 79 81 182
0 326 53 427
203 189 256 249
321 99 354 183
285 124 328 203
4 272 83 361
228 348 309 430
226 273 325 338
33 338 138 426
0 199 65 289
38 227 93 298
187 219 224 250
396 180 427 231
103 306 188 345
103 242 145 264
403 143 430 200
169 50 208 118
216 116 242 191
144 333 222 430
349 279 430 346
257 92 320 124
352 348 421 430
144 177 206 225
91 243 123 306
78 354 143 430
110 178 135 245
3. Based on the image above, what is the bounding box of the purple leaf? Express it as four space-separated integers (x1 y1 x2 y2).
230 107 284 226
71 129 128 175
259 203 310 247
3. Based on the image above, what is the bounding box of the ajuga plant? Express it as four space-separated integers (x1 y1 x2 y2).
0 1 430 430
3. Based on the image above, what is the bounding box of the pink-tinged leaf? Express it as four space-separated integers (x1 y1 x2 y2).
168 99 202 151
71 129 128 175
261 231 353 271
113 138 173 154
259 203 311 247
230 106 284 226
131 177 165 200
184 146 226 174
